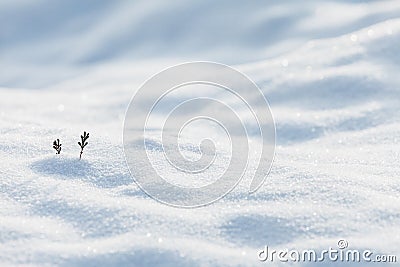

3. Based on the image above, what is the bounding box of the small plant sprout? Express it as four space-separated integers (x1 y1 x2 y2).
78 131 89 160
53 139 62 154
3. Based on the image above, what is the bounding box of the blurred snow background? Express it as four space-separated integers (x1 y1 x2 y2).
1 0 400 266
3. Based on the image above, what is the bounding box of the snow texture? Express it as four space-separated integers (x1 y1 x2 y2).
1 1 400 266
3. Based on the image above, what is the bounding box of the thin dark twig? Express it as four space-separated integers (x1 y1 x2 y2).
53 139 62 154
78 131 89 159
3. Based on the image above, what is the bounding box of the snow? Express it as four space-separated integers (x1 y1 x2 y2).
1 1 400 266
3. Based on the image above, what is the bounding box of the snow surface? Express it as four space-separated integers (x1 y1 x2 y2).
1 1 400 266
